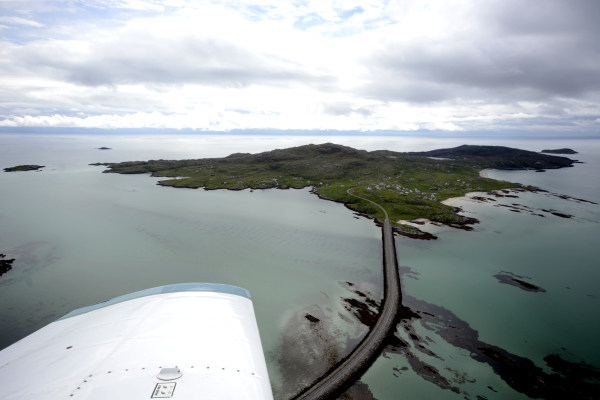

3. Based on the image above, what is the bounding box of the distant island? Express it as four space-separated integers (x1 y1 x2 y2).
3 164 45 172
97 147 112 150
541 148 577 154
0 254 15 277
94 144 575 238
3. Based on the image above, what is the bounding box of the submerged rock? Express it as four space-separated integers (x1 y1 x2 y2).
494 271 546 292
338 268 599 399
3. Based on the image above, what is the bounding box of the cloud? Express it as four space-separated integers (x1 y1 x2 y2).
362 0 600 106
322 102 372 117
2 8 335 88
0 0 598 133
110 0 166 11
0 16 44 28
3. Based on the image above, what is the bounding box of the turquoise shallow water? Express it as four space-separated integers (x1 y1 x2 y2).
0 133 385 395
1 133 598 399
362 142 600 400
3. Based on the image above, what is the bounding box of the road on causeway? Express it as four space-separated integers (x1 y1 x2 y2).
292 189 402 400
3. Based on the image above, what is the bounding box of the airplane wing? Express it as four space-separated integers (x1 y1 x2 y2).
0 283 274 399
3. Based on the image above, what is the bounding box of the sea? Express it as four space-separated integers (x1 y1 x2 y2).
0 132 598 399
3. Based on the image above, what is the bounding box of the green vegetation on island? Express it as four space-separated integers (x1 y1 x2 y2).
541 148 578 154
3 164 45 172
95 143 575 238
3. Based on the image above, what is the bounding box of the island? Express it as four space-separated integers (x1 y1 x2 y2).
3 164 45 172
0 254 15 277
94 143 575 238
541 148 578 154
96 147 112 150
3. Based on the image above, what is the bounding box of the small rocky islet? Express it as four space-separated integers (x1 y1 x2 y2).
0 254 15 277
541 148 578 154
3 164 45 172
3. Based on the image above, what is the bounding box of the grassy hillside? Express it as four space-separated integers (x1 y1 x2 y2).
95 143 575 238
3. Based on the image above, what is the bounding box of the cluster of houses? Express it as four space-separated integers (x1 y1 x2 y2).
365 176 480 202
365 182 438 201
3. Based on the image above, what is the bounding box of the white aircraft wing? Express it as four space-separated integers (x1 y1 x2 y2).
0 283 274 400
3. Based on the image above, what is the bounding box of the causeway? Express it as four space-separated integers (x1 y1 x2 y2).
292 190 402 400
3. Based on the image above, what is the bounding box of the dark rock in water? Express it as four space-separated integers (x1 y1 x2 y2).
392 225 438 240
549 193 598 205
541 148 578 154
305 314 320 323
541 209 573 219
493 271 546 292
274 282 379 399
342 297 379 327
0 253 15 277
380 269 599 400
3 164 45 172
544 354 600 384
284 274 599 399
551 211 572 219
472 196 493 202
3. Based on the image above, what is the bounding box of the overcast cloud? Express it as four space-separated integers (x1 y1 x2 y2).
0 0 598 133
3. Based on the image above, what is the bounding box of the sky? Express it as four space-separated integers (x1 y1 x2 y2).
0 0 599 134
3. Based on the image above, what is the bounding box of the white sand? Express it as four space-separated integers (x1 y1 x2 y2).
479 169 494 178
442 191 488 206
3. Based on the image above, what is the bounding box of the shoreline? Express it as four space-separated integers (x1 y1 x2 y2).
441 191 489 207
442 168 515 206
442 168 501 206
479 168 494 178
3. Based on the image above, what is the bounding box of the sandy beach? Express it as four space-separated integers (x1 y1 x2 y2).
441 191 488 207
440 169 497 206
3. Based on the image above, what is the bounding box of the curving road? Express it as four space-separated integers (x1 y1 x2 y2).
291 189 402 400
346 188 389 222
